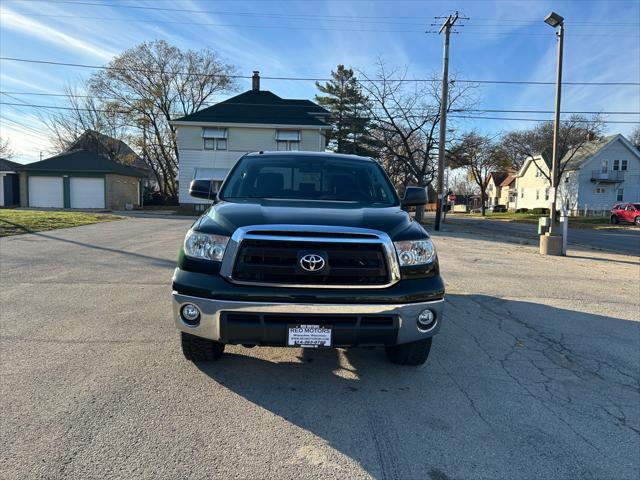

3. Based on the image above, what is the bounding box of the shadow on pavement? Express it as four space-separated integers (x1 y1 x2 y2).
5 227 176 268
194 294 639 480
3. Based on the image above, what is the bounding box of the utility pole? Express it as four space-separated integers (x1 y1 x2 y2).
546 12 564 233
434 12 459 231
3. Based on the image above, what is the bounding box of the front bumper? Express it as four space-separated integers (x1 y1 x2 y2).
172 291 444 346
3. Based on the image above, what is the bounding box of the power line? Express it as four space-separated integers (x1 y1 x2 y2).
2 101 638 124
4 11 638 37
15 1 640 27
2 91 638 115
2 57 639 86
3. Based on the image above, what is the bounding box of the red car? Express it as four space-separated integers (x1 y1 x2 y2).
610 203 640 226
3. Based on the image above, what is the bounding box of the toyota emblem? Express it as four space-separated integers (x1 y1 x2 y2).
299 253 326 272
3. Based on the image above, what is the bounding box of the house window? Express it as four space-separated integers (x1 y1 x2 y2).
276 130 300 151
601 160 608 173
536 189 540 200
621 160 628 171
594 187 606 194
613 160 620 171
545 188 550 201
202 128 228 150
617 188 624 201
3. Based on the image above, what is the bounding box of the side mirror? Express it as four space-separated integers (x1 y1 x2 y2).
189 179 217 200
402 186 428 207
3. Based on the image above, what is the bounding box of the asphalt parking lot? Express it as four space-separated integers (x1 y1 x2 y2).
1 217 639 479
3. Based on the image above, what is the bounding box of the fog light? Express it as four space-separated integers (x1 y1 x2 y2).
417 309 436 331
181 303 201 325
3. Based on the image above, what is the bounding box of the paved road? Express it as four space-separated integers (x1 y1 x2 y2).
1 218 639 479
442 215 640 256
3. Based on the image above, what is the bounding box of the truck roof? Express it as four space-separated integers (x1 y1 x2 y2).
245 151 376 163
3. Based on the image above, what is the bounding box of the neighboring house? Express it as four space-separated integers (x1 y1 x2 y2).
515 155 553 210
514 134 640 213
19 149 144 210
486 171 510 207
0 158 21 207
68 130 156 189
558 134 640 213
499 173 517 210
171 71 330 208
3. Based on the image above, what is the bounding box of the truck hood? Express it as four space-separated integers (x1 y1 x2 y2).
195 199 429 241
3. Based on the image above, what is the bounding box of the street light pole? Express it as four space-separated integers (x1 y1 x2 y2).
546 11 564 233
434 12 458 232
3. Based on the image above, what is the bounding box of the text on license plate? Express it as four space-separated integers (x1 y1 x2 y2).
287 325 332 348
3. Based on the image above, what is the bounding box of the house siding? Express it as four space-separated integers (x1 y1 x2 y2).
553 137 640 212
515 158 551 210
177 125 325 204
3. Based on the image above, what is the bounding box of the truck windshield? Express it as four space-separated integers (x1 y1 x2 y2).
219 155 399 205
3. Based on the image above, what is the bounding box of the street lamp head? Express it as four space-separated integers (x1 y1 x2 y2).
544 12 564 28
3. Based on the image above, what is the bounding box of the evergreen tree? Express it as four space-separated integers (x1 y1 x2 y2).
315 65 377 157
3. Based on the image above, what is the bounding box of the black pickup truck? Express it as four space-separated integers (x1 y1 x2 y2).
172 151 444 365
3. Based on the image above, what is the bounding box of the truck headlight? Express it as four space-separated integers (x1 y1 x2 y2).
394 239 436 266
184 230 229 261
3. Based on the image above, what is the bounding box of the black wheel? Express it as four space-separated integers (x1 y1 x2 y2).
385 337 433 366
635 216 640 226
610 215 619 224
181 332 225 362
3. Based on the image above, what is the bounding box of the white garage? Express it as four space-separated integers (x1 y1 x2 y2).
70 177 105 209
28 176 64 208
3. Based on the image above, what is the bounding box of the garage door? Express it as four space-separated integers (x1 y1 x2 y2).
29 176 64 208
70 177 105 209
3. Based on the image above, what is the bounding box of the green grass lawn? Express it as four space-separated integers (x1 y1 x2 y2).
0 209 125 237
465 212 623 229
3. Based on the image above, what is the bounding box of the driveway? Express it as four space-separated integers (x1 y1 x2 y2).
1 218 638 479
444 215 640 256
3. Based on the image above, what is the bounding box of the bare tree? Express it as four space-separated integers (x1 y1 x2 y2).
84 40 237 199
45 86 133 163
450 132 510 216
629 125 640 149
499 114 605 182
0 137 14 159
357 60 476 203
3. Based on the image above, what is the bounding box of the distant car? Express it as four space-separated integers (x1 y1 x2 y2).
489 205 507 213
610 203 640 225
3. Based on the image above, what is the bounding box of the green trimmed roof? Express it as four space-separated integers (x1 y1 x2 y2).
173 90 329 126
21 149 145 177
0 158 22 172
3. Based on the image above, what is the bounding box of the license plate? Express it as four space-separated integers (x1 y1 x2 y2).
287 325 332 348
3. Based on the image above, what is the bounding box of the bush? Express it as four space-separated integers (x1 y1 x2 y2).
515 208 529 213
531 208 549 215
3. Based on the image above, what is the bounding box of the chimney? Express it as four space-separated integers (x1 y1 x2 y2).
586 131 595 142
252 71 260 91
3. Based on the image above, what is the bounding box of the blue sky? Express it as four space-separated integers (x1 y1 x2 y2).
1 0 638 164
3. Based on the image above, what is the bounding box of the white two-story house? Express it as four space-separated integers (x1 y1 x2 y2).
172 72 330 208
514 134 640 213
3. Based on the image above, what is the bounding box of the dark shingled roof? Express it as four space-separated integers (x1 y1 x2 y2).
173 90 330 126
0 158 22 172
489 171 509 186
21 149 145 177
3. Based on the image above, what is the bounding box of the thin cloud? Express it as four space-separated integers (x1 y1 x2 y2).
0 6 116 60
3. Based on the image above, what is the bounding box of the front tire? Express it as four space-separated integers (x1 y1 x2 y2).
181 332 225 362
610 215 619 224
385 337 432 366
635 216 640 226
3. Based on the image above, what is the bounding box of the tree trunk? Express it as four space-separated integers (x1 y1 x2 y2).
480 191 487 216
